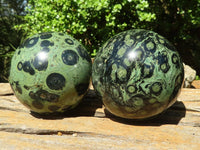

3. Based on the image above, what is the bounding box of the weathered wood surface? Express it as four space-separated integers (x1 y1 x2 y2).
0 83 200 150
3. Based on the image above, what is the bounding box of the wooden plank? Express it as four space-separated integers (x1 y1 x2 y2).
0 83 200 150
192 80 200 89
0 83 13 96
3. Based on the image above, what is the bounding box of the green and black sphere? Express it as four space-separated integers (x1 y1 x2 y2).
92 29 184 119
9 32 92 114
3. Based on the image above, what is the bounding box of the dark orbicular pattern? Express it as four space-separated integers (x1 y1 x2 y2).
29 89 59 102
92 29 184 119
62 50 79 65
46 73 66 90
77 45 92 63
22 61 35 75
9 32 92 114
65 38 74 45
24 37 39 48
40 40 54 47
32 49 49 71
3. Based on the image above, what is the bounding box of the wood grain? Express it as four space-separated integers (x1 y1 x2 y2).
0 83 200 150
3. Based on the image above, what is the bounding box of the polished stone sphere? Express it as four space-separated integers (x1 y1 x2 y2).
92 29 184 119
9 32 92 114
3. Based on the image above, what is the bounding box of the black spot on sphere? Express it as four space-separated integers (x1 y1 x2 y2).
141 63 155 78
29 91 35 99
46 73 66 90
22 61 35 75
150 82 163 96
112 38 126 56
18 50 21 55
77 45 91 63
47 94 59 102
17 62 23 71
146 32 154 37
24 85 30 90
29 89 59 102
157 52 170 73
115 67 130 84
62 50 79 65
172 53 178 64
32 101 44 109
133 30 146 42
126 84 137 94
65 38 74 45
75 83 89 96
24 37 39 48
48 105 60 112
32 50 48 71
160 63 170 73
41 40 54 47
143 38 156 54
156 34 164 44
38 90 48 100
40 33 52 39
59 33 64 36
171 53 180 68
15 81 22 94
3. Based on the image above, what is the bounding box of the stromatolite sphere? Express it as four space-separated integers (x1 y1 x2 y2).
92 29 184 119
9 32 92 114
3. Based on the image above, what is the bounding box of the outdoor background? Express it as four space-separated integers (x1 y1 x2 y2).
1 0 200 82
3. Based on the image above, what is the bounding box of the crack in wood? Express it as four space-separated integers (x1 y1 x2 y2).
0 127 123 139
185 108 200 112
0 93 14 96
0 127 85 135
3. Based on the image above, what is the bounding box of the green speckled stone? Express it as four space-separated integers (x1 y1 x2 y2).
92 29 184 119
9 32 92 114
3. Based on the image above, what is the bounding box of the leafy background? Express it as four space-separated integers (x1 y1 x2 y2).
1 0 200 82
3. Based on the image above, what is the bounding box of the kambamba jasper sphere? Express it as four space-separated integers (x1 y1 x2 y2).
9 32 92 114
92 29 184 119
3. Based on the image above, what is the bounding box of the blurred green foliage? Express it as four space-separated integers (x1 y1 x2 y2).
1 0 200 82
15 0 158 55
196 75 200 80
15 0 200 53
0 0 26 82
